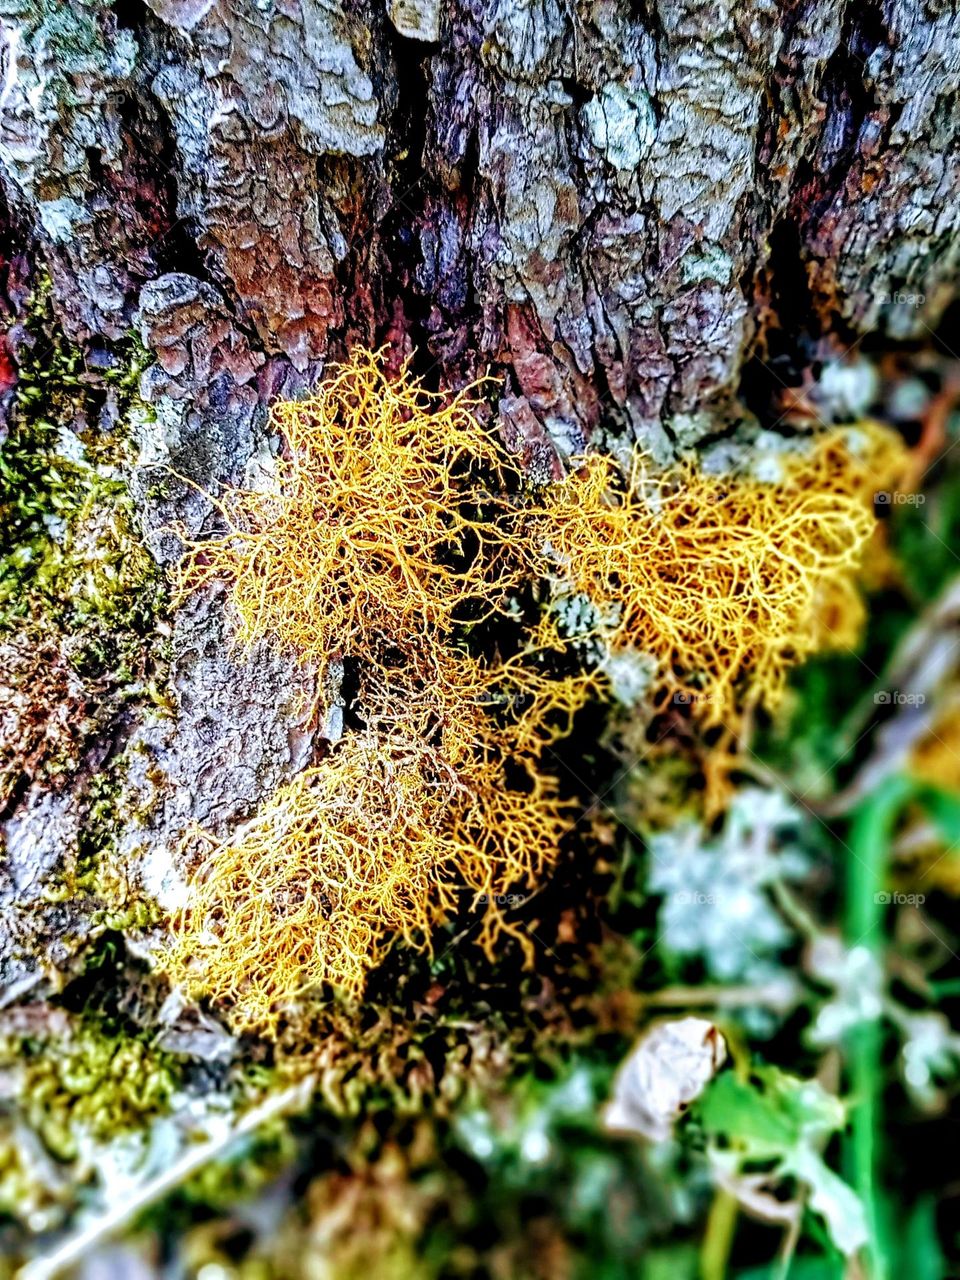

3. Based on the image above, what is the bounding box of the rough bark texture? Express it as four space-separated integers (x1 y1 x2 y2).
0 0 958 994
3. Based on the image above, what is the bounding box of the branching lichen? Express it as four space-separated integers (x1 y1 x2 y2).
175 349 524 670
164 351 907 1032
530 422 908 806
164 645 592 1033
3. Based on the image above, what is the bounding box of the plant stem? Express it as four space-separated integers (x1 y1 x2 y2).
701 1187 738 1280
846 776 912 1280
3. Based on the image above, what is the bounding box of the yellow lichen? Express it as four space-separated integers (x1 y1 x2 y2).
175 349 524 672
164 353 597 1034
166 645 592 1033
164 350 908 1031
529 423 906 804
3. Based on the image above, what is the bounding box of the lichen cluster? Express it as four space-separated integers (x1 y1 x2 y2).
534 426 902 717
176 351 524 665
532 422 908 805
167 356 593 1032
165 351 905 1034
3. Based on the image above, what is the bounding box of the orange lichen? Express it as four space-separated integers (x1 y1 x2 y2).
166 349 909 1029
164 651 588 1034
528 424 906 806
167 731 454 1024
175 350 524 671
164 354 593 1034
530 424 903 726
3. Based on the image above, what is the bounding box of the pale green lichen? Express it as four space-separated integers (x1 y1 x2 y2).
582 83 656 170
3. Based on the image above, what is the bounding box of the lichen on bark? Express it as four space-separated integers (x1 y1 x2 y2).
0 0 958 1261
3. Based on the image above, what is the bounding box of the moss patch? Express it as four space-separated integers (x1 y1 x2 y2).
0 279 162 649
0 279 168 823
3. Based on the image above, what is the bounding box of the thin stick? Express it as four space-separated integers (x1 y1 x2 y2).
19 1075 316 1280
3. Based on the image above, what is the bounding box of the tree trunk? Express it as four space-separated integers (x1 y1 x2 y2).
0 0 958 986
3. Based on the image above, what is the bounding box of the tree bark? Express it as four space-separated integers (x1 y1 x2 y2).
0 0 958 991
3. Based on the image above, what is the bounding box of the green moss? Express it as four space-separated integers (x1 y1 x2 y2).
0 281 169 922
0 279 162 653
180 1121 298 1211
1 1020 179 1167
36 756 158 930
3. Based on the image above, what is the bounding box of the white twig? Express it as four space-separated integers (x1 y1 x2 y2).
18 1075 316 1280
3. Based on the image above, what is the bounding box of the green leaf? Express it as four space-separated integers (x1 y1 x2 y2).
698 1071 798 1153
698 1067 844 1154
697 1068 863 1258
